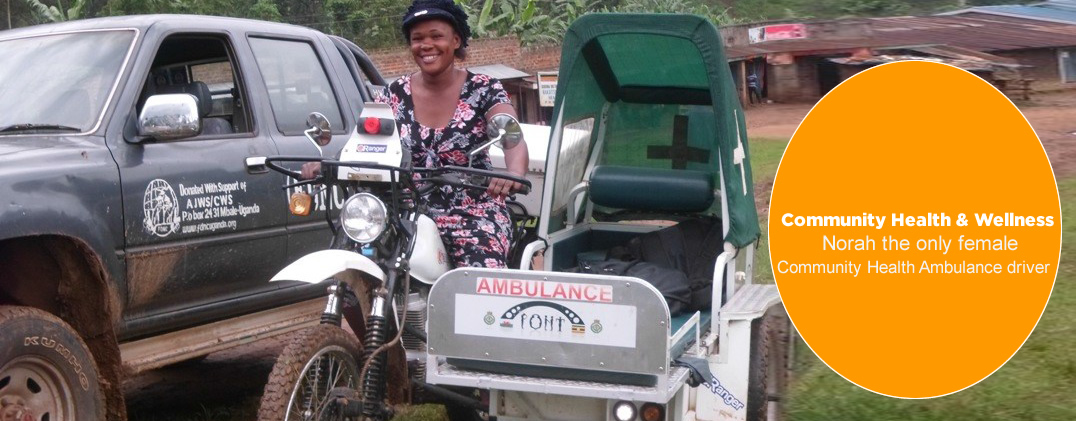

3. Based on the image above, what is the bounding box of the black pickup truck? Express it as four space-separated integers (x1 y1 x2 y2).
0 14 387 420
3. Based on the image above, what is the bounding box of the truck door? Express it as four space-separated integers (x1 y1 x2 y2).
246 35 363 262
117 33 289 324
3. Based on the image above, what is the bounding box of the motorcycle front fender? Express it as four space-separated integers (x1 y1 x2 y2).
271 249 386 284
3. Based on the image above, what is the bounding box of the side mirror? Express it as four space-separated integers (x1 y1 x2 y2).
470 113 523 167
138 94 200 141
486 113 522 150
304 112 332 155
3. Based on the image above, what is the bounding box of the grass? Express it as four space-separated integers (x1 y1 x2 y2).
748 136 791 282
748 135 1076 420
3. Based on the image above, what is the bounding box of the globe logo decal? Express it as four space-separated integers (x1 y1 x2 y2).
143 179 180 237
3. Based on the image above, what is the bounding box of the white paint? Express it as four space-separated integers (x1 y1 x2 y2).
143 178 181 237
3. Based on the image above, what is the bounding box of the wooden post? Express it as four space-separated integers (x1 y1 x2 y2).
740 60 748 106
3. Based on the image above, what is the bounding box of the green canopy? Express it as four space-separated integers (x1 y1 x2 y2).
546 13 760 248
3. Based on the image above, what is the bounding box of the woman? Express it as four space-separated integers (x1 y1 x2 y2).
306 0 529 268
398 0 529 268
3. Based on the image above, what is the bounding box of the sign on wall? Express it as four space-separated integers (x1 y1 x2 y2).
537 71 558 107
749 23 808 43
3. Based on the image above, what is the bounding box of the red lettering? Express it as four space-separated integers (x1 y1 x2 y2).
493 279 508 295
476 278 491 294
583 285 598 302
510 280 523 296
568 284 583 301
599 286 613 303
552 283 567 299
525 281 540 297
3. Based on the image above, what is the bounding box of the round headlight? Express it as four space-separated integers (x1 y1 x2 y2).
340 193 387 243
612 401 637 421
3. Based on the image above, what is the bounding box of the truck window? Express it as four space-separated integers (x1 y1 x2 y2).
0 30 136 134
248 37 345 135
138 35 252 136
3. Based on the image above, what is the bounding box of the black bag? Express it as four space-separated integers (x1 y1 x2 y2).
610 216 723 312
570 260 691 316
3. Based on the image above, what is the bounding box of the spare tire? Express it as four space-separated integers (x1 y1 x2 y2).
0 306 104 421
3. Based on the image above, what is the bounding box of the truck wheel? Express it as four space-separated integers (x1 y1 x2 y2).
747 305 790 421
0 306 105 421
259 324 363 420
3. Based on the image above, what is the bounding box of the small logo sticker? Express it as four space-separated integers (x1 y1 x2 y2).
484 311 496 325
358 144 388 153
707 375 745 410
590 319 603 333
143 179 181 237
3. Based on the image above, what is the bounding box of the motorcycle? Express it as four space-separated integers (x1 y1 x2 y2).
257 105 531 420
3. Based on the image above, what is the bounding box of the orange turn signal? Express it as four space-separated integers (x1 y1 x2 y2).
289 191 313 216
640 403 664 421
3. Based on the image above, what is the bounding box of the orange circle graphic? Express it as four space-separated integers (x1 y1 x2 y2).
768 61 1061 398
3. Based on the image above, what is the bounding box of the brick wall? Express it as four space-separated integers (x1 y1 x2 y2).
368 36 562 79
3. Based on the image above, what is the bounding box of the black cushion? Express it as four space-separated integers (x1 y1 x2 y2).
590 165 714 212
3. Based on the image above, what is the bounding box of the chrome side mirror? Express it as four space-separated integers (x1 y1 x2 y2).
138 94 200 141
470 113 523 167
304 112 332 156
487 113 522 150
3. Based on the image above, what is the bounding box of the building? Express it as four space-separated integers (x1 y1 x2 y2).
723 12 1076 103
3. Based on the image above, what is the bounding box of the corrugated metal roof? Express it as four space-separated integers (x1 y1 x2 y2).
727 15 1076 60
942 0 1076 24
871 15 1076 51
466 64 531 80
828 55 997 71
726 38 925 60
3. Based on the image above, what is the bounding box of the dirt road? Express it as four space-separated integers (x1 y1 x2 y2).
745 89 1076 176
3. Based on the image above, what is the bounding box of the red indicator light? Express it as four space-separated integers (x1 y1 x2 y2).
363 117 381 134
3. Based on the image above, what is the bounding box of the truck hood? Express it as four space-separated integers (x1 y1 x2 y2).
0 136 111 175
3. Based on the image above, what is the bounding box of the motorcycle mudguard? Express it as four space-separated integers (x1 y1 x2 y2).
271 249 386 284
409 214 452 284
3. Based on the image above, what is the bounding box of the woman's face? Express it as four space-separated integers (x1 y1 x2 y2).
409 19 460 76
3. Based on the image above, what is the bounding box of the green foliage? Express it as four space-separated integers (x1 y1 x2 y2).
839 0 911 16
23 0 84 22
605 0 742 25
248 0 281 22
466 0 598 45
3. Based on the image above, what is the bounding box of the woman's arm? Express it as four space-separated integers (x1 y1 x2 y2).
486 103 529 198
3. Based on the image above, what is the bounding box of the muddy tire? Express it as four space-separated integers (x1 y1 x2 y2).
258 324 364 420
746 305 790 421
0 306 105 421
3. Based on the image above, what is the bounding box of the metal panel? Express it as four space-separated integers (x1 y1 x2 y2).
427 358 691 403
428 268 671 377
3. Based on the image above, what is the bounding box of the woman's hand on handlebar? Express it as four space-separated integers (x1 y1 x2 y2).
487 171 525 199
300 162 323 180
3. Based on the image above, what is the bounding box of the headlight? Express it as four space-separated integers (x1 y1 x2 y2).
340 193 387 243
612 401 637 421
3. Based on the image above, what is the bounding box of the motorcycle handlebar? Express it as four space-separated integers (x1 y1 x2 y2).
263 157 532 195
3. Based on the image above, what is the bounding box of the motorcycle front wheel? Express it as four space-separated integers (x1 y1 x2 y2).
259 324 363 421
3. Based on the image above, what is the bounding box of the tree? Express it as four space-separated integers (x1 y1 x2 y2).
249 0 282 22
24 0 85 22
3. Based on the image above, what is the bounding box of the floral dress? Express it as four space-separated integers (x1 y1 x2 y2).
386 71 514 268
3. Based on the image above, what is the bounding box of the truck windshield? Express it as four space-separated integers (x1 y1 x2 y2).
0 30 135 134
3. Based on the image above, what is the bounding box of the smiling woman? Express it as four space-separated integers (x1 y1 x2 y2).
380 0 531 270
